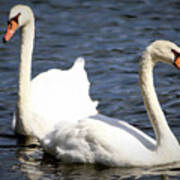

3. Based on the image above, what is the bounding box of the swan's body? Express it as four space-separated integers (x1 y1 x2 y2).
13 59 98 137
4 5 97 137
41 40 180 167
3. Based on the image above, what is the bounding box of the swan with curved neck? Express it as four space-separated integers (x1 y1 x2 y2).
3 5 98 137
41 40 180 167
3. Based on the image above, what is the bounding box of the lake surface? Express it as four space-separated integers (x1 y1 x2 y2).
0 0 180 179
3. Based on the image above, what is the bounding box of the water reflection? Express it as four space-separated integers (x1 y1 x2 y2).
16 147 43 180
14 138 180 180
1 134 180 180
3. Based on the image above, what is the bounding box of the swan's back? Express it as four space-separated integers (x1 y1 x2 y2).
41 114 156 167
30 57 98 137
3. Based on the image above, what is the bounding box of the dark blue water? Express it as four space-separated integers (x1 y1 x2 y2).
0 0 180 179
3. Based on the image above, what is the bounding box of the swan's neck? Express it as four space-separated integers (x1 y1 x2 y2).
16 20 34 135
139 51 179 148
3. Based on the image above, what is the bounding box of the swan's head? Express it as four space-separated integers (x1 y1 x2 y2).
3 4 34 43
146 40 180 69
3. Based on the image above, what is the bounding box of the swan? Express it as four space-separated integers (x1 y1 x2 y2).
3 5 98 137
40 40 180 167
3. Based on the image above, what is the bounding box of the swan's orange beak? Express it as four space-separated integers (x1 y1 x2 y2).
3 20 18 43
174 56 180 69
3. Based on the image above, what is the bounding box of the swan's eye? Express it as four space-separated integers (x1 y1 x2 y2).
10 13 21 24
171 49 180 57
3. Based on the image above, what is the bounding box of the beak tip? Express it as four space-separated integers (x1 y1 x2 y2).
3 37 7 44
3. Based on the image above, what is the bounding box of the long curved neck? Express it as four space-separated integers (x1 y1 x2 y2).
16 18 34 135
139 51 179 149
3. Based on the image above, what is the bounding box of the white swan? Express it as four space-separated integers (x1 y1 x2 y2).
3 5 98 137
40 40 180 167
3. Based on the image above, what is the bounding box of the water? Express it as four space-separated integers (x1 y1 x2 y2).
0 0 180 179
